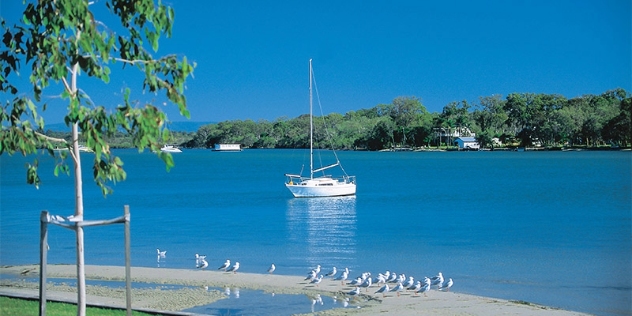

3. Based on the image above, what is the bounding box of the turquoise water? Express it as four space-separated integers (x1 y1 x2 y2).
1 149 631 315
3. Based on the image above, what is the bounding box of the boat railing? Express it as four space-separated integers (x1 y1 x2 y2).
285 174 355 185
344 175 356 184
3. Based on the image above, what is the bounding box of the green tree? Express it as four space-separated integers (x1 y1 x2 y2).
365 116 396 150
473 94 507 148
0 1 194 314
602 95 631 147
581 91 621 147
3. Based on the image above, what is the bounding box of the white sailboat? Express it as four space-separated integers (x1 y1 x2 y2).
285 60 356 198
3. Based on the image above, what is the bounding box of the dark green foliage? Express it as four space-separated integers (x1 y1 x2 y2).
187 90 630 150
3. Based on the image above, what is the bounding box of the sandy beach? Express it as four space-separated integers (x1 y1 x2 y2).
0 264 591 315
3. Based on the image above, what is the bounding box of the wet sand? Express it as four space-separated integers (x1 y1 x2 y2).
0 264 589 315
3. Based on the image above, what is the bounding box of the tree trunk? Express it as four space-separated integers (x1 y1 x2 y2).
73 120 86 316
70 55 86 315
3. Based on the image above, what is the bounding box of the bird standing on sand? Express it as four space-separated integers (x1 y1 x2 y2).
386 272 397 283
375 283 389 297
325 266 337 278
226 261 240 274
417 279 431 297
268 263 276 274
348 277 362 286
402 276 414 289
335 270 348 285
408 280 421 293
310 274 323 287
439 278 453 292
197 258 209 270
348 286 360 297
390 282 404 297
431 272 444 289
218 259 230 271
305 270 317 281
374 273 387 285
397 273 406 284
359 277 372 292
195 254 206 267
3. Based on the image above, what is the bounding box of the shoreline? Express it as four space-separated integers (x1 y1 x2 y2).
0 264 590 316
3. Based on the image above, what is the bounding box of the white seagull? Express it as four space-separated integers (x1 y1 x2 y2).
402 276 414 289
156 249 166 262
417 279 431 297
408 280 421 293
197 258 209 270
305 270 317 281
306 265 320 277
374 273 387 285
390 282 404 297
267 263 276 274
359 277 372 292
195 254 206 267
325 266 337 278
226 261 240 274
397 273 406 284
386 272 398 283
439 278 453 292
347 286 361 297
218 259 230 271
335 270 348 285
310 274 324 287
375 283 390 297
348 277 362 286
431 272 444 289
157 248 167 257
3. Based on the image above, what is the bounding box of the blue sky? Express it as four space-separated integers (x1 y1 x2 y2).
2 0 631 124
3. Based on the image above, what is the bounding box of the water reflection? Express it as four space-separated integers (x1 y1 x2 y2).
223 286 240 298
186 287 356 315
286 196 357 271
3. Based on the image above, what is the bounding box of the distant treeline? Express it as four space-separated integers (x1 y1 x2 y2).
44 88 630 150
182 88 630 150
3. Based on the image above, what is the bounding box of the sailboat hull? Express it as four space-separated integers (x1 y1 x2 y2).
285 178 356 198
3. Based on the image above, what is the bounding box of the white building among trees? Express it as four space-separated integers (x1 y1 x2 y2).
454 137 480 150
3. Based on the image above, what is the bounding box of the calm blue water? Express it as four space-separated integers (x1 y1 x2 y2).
1 149 630 315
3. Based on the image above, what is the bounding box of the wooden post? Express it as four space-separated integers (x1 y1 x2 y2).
42 210 130 316
39 211 48 316
124 205 132 316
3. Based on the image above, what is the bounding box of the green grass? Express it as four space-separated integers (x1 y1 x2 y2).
0 297 160 316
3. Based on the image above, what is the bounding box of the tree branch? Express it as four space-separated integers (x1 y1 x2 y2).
61 76 73 96
111 54 176 65
34 131 67 144
112 57 154 65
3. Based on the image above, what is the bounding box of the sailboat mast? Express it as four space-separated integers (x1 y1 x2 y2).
309 59 314 179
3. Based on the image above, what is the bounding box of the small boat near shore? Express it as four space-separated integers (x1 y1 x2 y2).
160 145 182 153
212 144 242 152
53 144 93 152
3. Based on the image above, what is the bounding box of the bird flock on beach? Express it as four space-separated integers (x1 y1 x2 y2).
156 249 454 300
195 254 240 274
303 264 454 299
